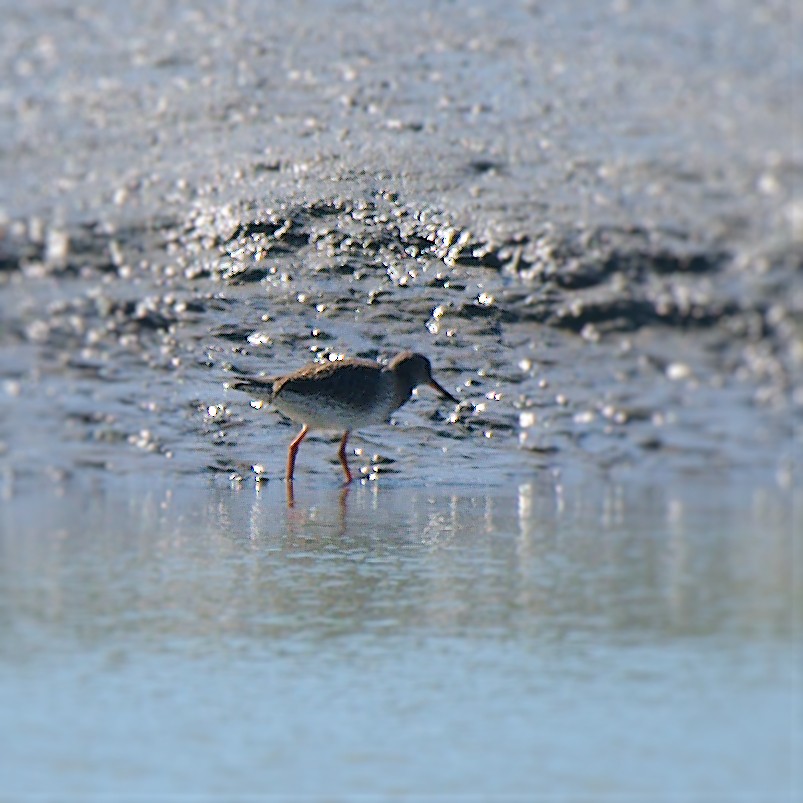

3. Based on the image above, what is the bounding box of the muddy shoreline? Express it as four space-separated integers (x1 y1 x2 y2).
1 0 800 488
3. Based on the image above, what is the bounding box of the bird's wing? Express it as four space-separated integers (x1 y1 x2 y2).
274 361 383 409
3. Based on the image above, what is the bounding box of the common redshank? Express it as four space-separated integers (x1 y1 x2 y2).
228 351 458 483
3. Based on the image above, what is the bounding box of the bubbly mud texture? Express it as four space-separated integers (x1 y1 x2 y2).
1 0 800 486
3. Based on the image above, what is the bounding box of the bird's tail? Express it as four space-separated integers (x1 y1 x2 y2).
225 377 276 401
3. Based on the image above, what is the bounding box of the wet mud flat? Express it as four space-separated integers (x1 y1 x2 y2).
1 186 798 490
0 0 800 489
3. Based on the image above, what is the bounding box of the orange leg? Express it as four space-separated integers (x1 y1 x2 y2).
286 424 308 481
338 430 353 484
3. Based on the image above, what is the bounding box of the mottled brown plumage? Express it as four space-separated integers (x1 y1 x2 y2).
229 351 457 483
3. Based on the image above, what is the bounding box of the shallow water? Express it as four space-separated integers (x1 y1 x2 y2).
0 474 797 798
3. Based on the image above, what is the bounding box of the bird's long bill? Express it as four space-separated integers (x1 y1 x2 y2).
429 379 458 404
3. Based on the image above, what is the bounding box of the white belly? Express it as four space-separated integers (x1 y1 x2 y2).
272 385 397 431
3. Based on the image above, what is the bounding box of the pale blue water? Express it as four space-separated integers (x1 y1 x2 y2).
0 475 797 799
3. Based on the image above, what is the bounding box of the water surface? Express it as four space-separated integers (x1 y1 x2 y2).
1 474 796 799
